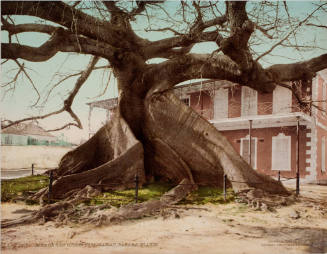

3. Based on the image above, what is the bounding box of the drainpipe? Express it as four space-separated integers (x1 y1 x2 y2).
249 119 253 167
296 116 300 195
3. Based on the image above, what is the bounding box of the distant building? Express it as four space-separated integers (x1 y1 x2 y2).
1 121 71 147
87 69 327 183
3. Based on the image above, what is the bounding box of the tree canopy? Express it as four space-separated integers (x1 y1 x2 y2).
1 1 327 132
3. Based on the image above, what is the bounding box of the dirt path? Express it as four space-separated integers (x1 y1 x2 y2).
1 184 327 254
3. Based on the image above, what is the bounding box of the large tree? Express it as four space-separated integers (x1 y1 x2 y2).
2 1 327 204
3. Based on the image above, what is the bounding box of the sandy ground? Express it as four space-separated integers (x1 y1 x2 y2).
1 183 327 254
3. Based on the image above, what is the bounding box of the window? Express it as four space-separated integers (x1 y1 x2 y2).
272 133 291 171
322 83 327 116
241 86 257 116
322 136 326 172
240 135 257 169
214 88 228 119
181 95 190 106
273 85 292 114
4 135 12 145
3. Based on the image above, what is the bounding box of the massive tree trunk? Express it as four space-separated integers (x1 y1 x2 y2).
45 72 288 200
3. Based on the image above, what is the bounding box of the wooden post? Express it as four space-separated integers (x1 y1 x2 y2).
31 163 34 176
48 171 53 202
296 116 300 195
249 120 253 167
278 170 281 182
223 174 227 201
135 174 139 203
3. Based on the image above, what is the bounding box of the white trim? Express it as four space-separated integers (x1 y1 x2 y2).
322 136 326 172
316 120 327 131
240 135 257 169
180 95 191 106
273 85 292 114
271 133 291 171
213 88 229 119
241 86 257 116
306 158 311 164
210 112 312 131
306 150 311 155
322 81 327 116
318 70 327 83
306 142 311 146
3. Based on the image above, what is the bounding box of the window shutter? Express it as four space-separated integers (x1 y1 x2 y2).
272 133 291 171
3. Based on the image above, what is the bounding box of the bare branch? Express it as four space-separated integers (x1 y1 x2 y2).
2 28 118 62
2 56 99 131
13 60 40 107
44 65 111 104
2 22 57 35
306 23 327 29
256 3 327 61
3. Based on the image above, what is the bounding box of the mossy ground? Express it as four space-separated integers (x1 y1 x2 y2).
1 175 49 202
1 177 235 206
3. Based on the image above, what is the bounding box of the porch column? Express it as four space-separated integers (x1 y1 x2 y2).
296 116 300 195
249 119 253 167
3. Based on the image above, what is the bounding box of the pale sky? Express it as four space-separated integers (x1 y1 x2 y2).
1 1 327 143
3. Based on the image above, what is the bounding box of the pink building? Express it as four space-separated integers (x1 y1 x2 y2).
88 70 327 183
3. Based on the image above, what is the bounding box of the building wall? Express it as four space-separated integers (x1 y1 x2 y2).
228 86 242 118
1 134 28 146
190 91 214 120
258 91 272 115
314 74 327 181
221 126 310 179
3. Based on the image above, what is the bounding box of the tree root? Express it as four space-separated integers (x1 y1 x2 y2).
235 188 297 212
1 179 196 228
1 185 102 228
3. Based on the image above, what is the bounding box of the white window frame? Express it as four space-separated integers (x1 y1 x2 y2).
322 82 327 116
272 133 291 171
180 95 191 106
240 135 257 169
322 136 326 172
273 85 292 114
241 86 257 116
213 88 228 119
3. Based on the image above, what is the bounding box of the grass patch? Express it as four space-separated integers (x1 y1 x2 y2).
1 175 49 202
88 182 174 207
1 177 235 207
89 183 234 207
179 187 234 205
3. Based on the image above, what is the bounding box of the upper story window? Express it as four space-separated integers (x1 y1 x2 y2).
322 136 326 172
241 86 257 116
322 83 327 116
181 95 190 106
273 85 292 114
213 88 228 119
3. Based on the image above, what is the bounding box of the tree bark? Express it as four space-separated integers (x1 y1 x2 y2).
44 77 288 200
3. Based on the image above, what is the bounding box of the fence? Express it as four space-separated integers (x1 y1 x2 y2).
1 164 301 204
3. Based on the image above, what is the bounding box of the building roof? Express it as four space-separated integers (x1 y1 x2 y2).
1 122 55 137
87 79 236 110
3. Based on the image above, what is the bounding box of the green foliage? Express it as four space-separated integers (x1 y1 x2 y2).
1 175 49 202
89 183 234 207
1 178 235 207
180 187 234 205
88 182 174 207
